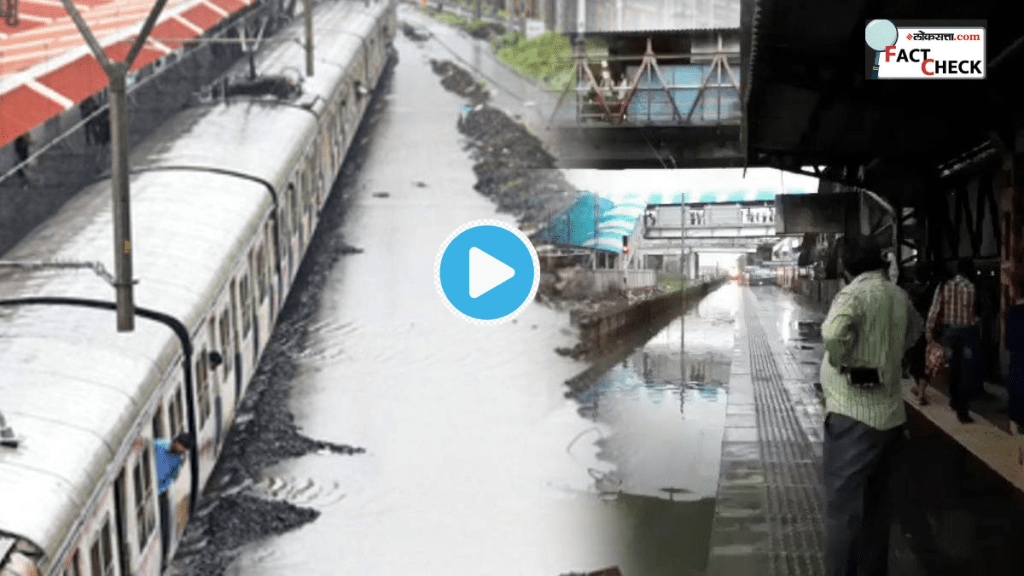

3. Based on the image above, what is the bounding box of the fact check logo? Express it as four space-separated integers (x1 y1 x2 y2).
865 19 986 79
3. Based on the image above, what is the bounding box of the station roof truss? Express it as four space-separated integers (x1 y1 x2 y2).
742 0 1024 196
0 0 254 149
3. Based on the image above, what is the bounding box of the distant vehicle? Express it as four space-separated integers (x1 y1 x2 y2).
745 266 775 286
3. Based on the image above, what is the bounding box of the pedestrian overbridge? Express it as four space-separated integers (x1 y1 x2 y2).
638 237 773 253
549 30 743 169
643 202 776 240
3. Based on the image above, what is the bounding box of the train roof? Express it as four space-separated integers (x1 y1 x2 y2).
132 0 393 191
0 169 269 555
0 0 395 561
252 1 385 105
131 102 319 192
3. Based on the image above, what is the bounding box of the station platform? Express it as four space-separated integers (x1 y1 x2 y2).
706 285 1024 576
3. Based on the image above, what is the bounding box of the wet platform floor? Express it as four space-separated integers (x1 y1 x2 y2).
707 286 827 576
711 285 1024 576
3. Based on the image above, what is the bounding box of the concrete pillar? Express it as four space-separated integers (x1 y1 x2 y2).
686 251 699 279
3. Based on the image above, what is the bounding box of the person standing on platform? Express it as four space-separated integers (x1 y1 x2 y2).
926 258 980 423
14 134 30 183
820 234 923 576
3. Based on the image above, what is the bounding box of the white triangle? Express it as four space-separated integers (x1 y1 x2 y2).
469 247 515 298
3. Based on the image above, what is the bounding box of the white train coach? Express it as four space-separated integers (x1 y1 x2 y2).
0 0 397 574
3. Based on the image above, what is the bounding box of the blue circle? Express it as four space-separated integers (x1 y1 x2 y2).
865 19 898 52
437 222 539 322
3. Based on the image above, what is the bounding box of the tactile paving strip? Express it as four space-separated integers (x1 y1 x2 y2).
744 290 826 575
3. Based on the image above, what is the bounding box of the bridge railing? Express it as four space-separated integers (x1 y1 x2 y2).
550 36 742 127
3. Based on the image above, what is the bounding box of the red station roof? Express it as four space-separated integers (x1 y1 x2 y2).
0 0 254 148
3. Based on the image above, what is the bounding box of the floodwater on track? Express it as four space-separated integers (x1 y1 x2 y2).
226 14 740 576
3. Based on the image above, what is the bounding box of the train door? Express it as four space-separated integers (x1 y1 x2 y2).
229 280 243 402
294 173 306 252
336 99 347 170
265 220 278 318
238 272 254 374
85 513 120 576
302 160 314 244
254 240 268 352
118 435 158 574
246 250 260 359
319 126 331 208
280 202 294 284
208 317 223 452
218 308 235 416
286 184 299 282
151 401 172 568
112 471 130 576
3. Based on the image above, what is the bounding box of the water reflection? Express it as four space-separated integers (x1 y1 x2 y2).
563 285 738 575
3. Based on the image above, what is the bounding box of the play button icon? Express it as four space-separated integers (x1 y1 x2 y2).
435 220 540 324
469 247 515 298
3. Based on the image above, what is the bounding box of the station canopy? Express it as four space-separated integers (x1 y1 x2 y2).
0 0 254 149
534 169 818 253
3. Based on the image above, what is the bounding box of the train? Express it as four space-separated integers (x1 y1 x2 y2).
0 1 397 574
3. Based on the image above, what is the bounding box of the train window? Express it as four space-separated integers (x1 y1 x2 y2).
132 444 156 547
313 149 323 198
196 351 210 424
208 317 220 377
167 385 185 438
239 275 252 337
174 388 185 435
278 205 291 242
89 519 115 576
289 184 301 237
255 246 267 303
152 409 164 440
219 311 233 374
264 218 275 261
292 176 303 229
168 392 180 438
63 549 81 576
280 184 292 238
229 280 239 335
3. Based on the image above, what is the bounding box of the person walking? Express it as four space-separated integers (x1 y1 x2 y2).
906 263 945 405
821 234 923 576
926 258 980 423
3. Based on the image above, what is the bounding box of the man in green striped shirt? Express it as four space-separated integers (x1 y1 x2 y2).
821 235 923 576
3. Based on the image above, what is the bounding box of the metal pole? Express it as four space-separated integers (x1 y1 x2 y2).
576 0 584 33
680 202 685 282
109 67 135 331
304 0 314 76
680 200 685 356
61 0 169 332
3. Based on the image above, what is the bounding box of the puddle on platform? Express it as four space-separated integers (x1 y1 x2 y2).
562 285 739 574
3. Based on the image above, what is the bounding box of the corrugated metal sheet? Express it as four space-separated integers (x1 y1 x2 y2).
573 0 741 33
